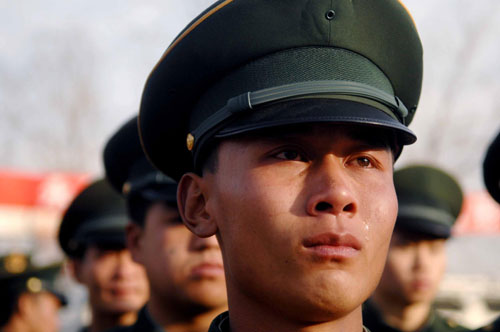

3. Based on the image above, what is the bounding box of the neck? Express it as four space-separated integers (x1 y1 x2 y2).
147 294 226 332
370 294 431 332
89 308 137 332
227 295 364 332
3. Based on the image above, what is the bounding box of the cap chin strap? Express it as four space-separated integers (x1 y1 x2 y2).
190 80 408 151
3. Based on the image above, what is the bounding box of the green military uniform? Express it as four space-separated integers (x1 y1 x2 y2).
363 165 469 332
105 307 163 332
0 253 66 329
207 312 371 332
103 116 178 332
137 0 423 330
363 300 468 332
474 132 500 332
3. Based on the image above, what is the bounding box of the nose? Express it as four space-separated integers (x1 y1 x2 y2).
114 249 140 279
413 243 431 271
306 156 357 217
189 234 220 251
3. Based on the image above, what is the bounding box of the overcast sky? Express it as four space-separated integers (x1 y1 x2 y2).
1 0 499 193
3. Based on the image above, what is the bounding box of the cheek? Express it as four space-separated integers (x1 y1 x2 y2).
90 259 115 289
145 226 191 277
362 180 397 255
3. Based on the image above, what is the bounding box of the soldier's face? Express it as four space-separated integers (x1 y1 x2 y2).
128 202 227 309
73 246 149 315
20 292 62 332
374 230 447 305
197 123 397 322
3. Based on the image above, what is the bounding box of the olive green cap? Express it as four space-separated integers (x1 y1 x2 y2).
139 0 423 180
394 165 463 239
58 179 129 258
483 131 500 203
103 116 177 203
0 253 66 305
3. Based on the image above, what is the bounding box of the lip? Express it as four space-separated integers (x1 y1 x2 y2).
411 279 431 291
302 232 362 260
190 262 224 279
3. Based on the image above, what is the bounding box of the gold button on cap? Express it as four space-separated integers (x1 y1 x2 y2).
186 133 195 151
27 277 43 293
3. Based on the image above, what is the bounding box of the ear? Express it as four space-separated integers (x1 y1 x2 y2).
177 172 218 238
126 222 145 265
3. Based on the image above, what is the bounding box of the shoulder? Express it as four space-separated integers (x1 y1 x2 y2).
208 311 231 332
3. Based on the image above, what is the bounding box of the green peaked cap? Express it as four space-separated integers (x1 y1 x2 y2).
103 116 177 203
0 253 66 306
58 179 128 258
483 131 500 203
139 0 423 180
394 165 463 238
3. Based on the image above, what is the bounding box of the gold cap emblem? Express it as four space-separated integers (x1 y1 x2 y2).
186 133 195 151
4 253 28 274
27 277 42 293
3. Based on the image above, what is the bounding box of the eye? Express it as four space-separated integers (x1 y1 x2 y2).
356 156 372 168
275 150 306 161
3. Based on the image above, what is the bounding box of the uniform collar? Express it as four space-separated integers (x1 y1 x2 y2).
208 310 371 332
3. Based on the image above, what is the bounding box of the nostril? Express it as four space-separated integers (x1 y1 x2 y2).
343 203 355 212
316 202 332 211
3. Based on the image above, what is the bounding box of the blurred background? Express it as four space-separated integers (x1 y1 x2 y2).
1 0 499 330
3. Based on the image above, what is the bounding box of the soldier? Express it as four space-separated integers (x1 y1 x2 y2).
475 132 500 332
363 165 470 332
103 116 227 332
0 253 66 332
58 179 149 332
138 0 423 331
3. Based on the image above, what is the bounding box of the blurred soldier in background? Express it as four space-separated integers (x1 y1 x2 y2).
0 253 66 332
475 131 500 332
103 117 227 332
58 179 149 332
363 165 470 332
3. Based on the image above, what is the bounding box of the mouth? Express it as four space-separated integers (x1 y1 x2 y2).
302 232 362 261
190 262 224 279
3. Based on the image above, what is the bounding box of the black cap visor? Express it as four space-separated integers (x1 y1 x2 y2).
192 98 416 168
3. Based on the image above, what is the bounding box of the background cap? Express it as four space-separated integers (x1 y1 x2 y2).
58 179 128 258
483 131 500 203
103 116 177 203
394 165 463 238
0 253 66 305
139 0 423 180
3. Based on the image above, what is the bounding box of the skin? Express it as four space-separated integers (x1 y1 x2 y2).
127 202 227 332
179 123 398 332
3 291 62 332
72 246 149 332
371 229 447 331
